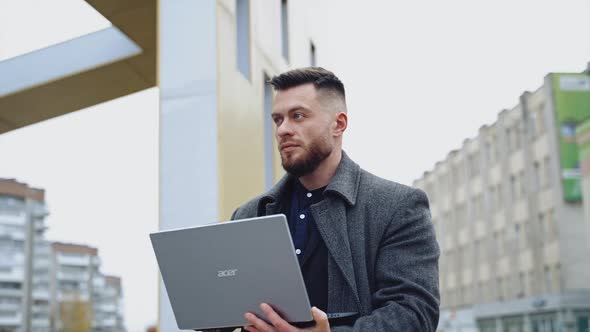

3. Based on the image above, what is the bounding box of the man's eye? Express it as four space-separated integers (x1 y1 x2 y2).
293 113 304 119
273 117 282 125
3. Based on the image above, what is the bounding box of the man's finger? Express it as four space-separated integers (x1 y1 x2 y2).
243 325 262 332
310 307 329 331
260 303 293 331
245 312 274 332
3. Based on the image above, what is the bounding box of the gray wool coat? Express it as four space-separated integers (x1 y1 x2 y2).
231 152 440 331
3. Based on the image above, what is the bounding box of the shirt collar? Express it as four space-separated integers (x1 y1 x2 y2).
261 150 361 207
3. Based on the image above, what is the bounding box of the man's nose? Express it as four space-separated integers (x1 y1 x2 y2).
276 119 294 137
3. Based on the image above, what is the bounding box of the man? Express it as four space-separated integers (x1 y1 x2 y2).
235 67 439 331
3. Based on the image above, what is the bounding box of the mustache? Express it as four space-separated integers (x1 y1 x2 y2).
279 140 303 149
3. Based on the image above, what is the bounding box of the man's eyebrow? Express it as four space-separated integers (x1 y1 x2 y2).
271 105 309 117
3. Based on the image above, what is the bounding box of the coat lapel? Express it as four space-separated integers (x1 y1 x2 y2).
257 174 292 216
256 151 363 312
311 197 361 312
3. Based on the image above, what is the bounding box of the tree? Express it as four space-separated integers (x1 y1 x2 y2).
59 294 93 332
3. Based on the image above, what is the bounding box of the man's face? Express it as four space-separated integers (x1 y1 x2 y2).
271 83 336 177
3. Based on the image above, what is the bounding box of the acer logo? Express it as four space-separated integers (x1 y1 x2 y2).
217 269 238 277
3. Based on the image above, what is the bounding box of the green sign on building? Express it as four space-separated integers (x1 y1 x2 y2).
551 73 590 202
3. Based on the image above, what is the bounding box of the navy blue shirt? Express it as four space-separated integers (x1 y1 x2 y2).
285 180 328 312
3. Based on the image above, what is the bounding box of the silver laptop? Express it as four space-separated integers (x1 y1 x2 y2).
150 214 313 330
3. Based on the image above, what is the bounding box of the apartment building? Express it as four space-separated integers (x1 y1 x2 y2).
93 275 125 332
414 72 590 332
0 179 51 332
50 242 126 332
0 179 125 332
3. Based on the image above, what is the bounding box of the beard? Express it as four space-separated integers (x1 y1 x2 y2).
280 136 332 177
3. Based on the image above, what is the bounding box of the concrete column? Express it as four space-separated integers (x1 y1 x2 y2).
523 313 532 332
21 198 35 332
562 309 577 332
159 0 219 331
495 317 503 332
556 309 578 332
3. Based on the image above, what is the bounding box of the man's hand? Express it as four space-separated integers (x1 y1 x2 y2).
243 303 330 332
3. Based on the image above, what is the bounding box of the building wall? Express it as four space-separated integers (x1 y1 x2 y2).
577 118 590 283
543 74 590 292
414 72 590 331
217 0 319 220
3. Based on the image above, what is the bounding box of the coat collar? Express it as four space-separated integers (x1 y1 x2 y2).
258 150 361 210
258 150 363 312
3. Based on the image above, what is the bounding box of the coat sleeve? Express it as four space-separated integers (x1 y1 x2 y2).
332 188 440 332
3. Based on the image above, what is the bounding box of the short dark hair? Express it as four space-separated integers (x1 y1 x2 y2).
268 67 346 99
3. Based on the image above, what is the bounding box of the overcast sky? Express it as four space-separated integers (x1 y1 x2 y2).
1 1 589 331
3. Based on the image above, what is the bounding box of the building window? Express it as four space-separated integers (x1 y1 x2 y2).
486 131 499 164
554 264 562 292
530 110 538 138
506 127 512 152
546 208 557 242
494 232 501 256
514 124 522 151
510 174 517 201
496 183 503 210
425 183 435 204
544 265 552 293
537 103 546 136
263 74 274 190
528 270 535 294
468 152 480 177
520 220 528 248
281 0 289 62
452 163 463 186
462 244 471 266
478 318 497 332
532 313 557 332
489 185 496 212
519 170 526 197
518 272 526 297
236 0 250 80
497 277 504 300
533 161 541 191
310 41 316 66
538 212 546 243
455 203 466 227
543 156 552 188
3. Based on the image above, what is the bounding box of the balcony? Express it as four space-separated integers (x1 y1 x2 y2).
32 317 50 327
57 254 90 266
32 289 50 300
34 257 51 269
0 267 24 282
93 276 106 288
34 244 51 256
94 317 118 327
57 271 90 282
0 287 22 297
58 292 90 302
0 312 21 326
96 302 117 313
0 213 26 225
0 302 20 311
32 304 50 314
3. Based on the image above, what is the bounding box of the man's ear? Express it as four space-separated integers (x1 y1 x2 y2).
333 112 348 137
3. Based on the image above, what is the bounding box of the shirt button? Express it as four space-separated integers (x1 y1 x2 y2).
307 193 312 198
299 214 305 220
295 249 302 255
